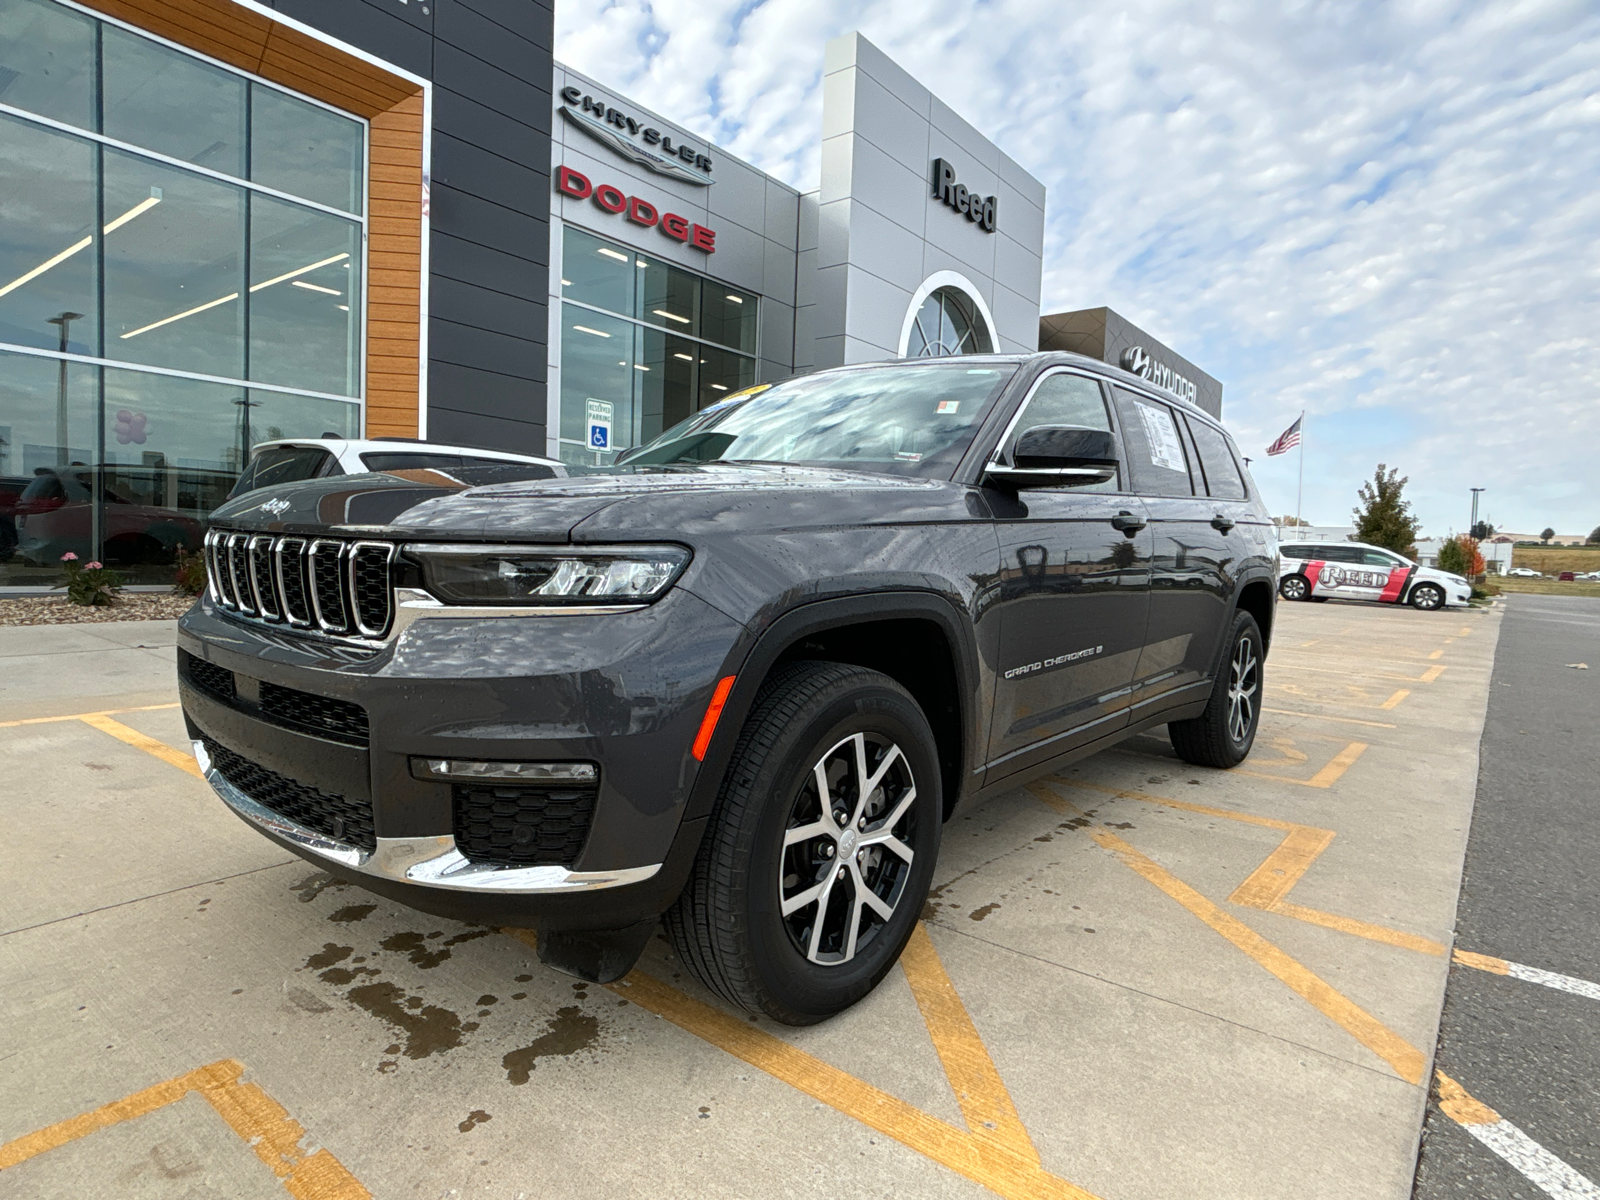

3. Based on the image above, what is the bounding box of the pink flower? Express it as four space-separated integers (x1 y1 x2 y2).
86 561 103 570
61 551 78 561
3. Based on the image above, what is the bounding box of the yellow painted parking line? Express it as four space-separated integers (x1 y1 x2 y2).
1453 949 1509 974
1419 665 1447 683
1262 708 1397 729
1091 830 1426 1084
0 1058 369 1198
79 712 202 779
1238 740 1367 788
0 702 180 729
900 923 1038 1163
1275 662 1447 683
1040 779 1446 958
1435 1072 1600 1195
502 929 1100 1200
1380 689 1410 710
1428 649 1444 660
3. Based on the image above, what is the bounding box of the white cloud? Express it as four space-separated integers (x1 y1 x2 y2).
556 0 1600 536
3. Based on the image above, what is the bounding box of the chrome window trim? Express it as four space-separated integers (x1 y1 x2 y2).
987 367 1119 471
247 534 280 620
196 739 659 894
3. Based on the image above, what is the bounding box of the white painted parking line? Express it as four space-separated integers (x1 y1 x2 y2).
1436 1072 1600 1199
1454 950 1600 1002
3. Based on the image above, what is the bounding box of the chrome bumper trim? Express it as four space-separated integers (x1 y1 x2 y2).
195 740 661 895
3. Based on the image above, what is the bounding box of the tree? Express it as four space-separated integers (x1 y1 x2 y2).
1276 515 1310 527
1541 527 1556 544
1439 535 1484 579
1352 464 1421 556
1589 526 1600 545
1471 521 1494 540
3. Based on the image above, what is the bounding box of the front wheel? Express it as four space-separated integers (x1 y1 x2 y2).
1279 574 1311 601
1410 583 1445 610
666 661 942 1025
1169 611 1264 768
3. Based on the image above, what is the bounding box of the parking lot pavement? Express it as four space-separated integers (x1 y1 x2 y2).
1412 596 1600 1200
1 600 1502 1200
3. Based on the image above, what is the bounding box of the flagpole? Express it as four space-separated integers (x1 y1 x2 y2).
1295 411 1305 529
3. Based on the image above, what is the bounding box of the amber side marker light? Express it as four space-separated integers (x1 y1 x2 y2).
692 675 737 761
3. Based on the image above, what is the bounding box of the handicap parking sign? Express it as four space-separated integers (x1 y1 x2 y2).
585 398 613 452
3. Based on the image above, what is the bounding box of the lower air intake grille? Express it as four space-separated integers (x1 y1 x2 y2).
258 682 369 746
180 651 235 700
203 735 376 852
452 783 598 868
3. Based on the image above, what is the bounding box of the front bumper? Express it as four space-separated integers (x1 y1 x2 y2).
178 585 743 929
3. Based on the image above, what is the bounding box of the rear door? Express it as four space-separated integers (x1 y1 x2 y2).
1110 387 1227 714
1357 547 1415 603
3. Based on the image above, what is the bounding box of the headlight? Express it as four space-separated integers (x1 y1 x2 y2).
405 543 689 606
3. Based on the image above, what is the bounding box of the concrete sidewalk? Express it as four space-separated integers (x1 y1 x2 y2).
0 601 1501 1200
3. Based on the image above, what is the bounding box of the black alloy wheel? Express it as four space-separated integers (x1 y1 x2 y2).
1410 583 1446 611
666 661 941 1025
1169 610 1265 769
1279 574 1311 601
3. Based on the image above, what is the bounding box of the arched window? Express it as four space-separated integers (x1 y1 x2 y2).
904 286 994 357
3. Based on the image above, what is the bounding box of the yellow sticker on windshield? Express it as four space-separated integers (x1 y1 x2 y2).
724 383 773 401
936 400 960 414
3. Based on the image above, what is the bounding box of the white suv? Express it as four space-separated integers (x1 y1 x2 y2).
228 438 564 498
1277 540 1472 610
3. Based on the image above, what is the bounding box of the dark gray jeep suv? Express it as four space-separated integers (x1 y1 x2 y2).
178 353 1277 1023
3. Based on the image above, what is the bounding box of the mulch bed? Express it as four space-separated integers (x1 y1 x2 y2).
0 593 198 626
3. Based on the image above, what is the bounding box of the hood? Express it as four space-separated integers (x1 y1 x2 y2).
206 463 971 542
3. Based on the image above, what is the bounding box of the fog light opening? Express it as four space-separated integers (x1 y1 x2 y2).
410 758 599 783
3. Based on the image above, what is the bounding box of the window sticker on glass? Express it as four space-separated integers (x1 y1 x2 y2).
1135 400 1186 472
936 400 960 414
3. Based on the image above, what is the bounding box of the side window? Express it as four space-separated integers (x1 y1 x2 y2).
1359 549 1400 567
1322 546 1361 563
1279 544 1311 559
1006 372 1117 492
1110 387 1194 497
236 447 333 495
1185 417 1248 500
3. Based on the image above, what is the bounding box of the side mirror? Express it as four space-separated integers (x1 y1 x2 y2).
984 425 1119 490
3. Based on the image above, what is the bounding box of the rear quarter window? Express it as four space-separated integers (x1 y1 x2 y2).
1185 417 1248 500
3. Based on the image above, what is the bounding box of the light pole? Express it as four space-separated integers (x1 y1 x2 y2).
46 312 83 468
1470 487 1485 538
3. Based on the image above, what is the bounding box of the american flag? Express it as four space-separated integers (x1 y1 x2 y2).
1266 415 1303 456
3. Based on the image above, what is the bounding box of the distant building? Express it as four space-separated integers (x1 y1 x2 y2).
1039 307 1223 418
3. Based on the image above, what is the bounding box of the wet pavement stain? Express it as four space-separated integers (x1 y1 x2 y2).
285 986 334 1014
319 966 380 985
346 980 465 1059
290 872 350 903
502 1006 600 1085
459 1109 492 1133
379 928 491 970
698 1106 711 1120
969 903 1000 922
329 903 377 923
1105 821 1135 830
305 943 353 971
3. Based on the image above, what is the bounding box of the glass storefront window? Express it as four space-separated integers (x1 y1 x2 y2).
250 86 364 215
0 113 97 355
0 0 369 585
101 23 246 176
559 225 759 463
248 193 361 396
0 0 96 130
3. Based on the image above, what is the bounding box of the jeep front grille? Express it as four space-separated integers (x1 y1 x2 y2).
206 530 396 640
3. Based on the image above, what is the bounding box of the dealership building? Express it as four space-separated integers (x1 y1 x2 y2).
0 0 1219 584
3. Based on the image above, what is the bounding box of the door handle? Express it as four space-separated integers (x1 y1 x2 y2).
1211 514 1235 533
1110 511 1146 536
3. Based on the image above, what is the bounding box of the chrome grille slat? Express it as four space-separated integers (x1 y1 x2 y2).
275 538 312 627
226 533 254 615
248 535 280 620
348 542 396 638
203 530 224 606
308 539 351 634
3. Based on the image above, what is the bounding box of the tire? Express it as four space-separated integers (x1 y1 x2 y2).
1168 611 1264 769
1410 583 1445 611
1278 574 1310 602
666 661 942 1025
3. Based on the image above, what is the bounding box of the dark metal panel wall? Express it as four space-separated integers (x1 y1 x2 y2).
268 0 554 454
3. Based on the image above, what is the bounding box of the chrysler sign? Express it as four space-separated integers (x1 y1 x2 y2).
560 88 715 186
1120 346 1197 404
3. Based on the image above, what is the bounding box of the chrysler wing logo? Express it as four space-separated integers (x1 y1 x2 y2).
559 89 715 187
260 497 290 516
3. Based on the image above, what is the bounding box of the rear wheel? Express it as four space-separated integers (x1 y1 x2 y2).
666 661 941 1025
1169 611 1263 768
1279 574 1311 601
1410 583 1445 610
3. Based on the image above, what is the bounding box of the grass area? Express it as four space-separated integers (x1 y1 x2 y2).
1488 576 1600 598
1509 544 1600 573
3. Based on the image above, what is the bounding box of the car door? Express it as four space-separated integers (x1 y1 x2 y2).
1109 387 1226 715
985 370 1153 777
1357 547 1415 603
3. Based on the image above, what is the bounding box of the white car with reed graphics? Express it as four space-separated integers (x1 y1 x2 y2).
1277 541 1471 610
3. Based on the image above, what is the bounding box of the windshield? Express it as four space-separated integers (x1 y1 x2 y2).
618 363 1017 477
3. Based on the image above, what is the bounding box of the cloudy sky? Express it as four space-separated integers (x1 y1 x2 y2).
555 0 1600 538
